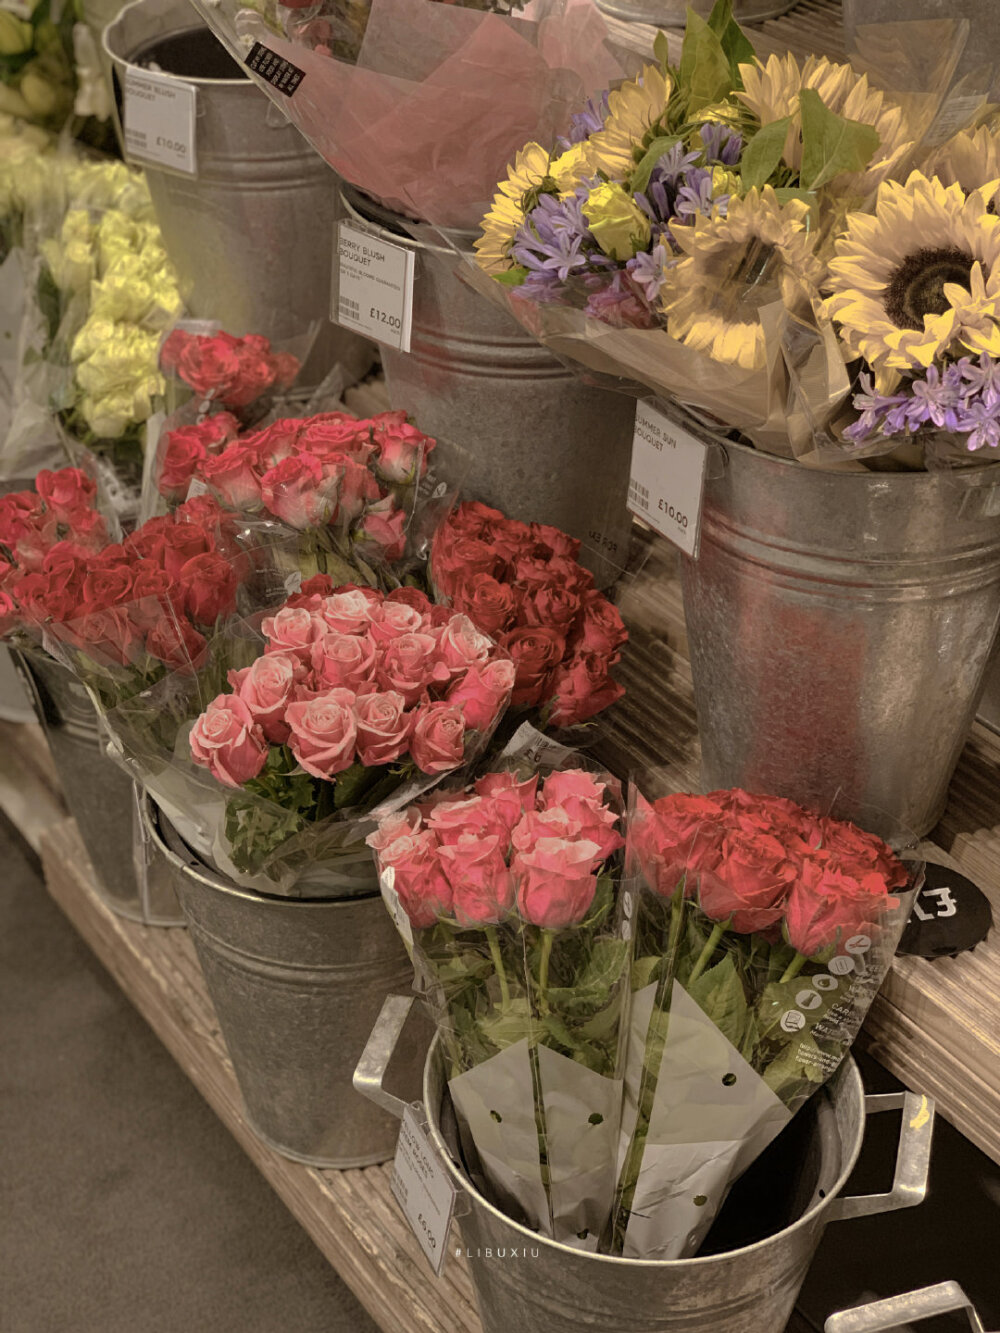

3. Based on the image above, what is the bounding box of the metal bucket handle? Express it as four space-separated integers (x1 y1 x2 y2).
356 997 936 1225
825 1281 988 1332
826 1091 935 1222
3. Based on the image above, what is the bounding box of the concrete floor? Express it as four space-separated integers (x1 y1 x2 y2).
0 814 379 1333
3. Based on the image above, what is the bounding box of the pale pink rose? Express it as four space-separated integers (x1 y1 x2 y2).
312 630 377 692
355 690 413 767
260 454 333 529
317 589 377 635
372 417 435 482
511 807 582 855
377 632 450 706
369 599 427 644
446 659 513 732
541 771 624 862
436 613 494 678
514 837 603 928
262 606 322 662
409 702 466 774
388 830 453 928
285 688 358 779
190 694 268 788
365 808 421 861
227 651 299 744
438 832 513 925
474 771 540 830
426 795 509 847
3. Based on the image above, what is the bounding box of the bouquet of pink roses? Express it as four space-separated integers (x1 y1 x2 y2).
429 500 627 731
609 786 916 1260
155 408 435 584
128 579 517 893
368 739 632 1248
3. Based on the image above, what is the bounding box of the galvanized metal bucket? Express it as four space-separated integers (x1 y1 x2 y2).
14 651 185 926
0 644 35 724
595 0 796 29
145 800 426 1167
356 995 935 1333
679 436 1000 841
340 188 635 586
826 1282 992 1332
103 0 375 387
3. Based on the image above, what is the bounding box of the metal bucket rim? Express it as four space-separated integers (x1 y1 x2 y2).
142 795 381 910
422 1035 865 1270
104 0 254 88
339 184 476 256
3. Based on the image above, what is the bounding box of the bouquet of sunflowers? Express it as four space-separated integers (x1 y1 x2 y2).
473 0 995 468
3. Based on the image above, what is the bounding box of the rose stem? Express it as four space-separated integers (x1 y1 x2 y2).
779 952 808 985
687 917 731 986
538 929 554 1015
484 925 511 1013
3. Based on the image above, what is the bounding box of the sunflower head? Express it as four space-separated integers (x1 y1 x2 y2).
582 63 673 183
475 143 556 276
825 170 1000 381
657 186 823 370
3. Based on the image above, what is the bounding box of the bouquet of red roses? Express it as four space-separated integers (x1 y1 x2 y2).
156 409 435 582
159 325 301 418
609 787 915 1260
134 579 517 893
429 500 627 730
368 741 632 1248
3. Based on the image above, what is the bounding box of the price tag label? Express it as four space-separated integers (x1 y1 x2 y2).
391 1105 457 1275
123 68 197 176
628 400 709 559
335 222 414 352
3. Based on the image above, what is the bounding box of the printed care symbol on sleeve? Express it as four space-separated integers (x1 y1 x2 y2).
780 1010 806 1033
812 974 839 992
845 934 872 954
796 989 822 1011
828 954 856 976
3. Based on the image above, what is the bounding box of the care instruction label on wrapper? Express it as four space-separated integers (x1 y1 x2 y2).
123 69 197 176
391 1105 457 1275
334 223 414 352
628 400 709 559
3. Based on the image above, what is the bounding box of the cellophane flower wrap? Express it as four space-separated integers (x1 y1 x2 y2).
158 324 304 424
153 408 434 586
428 500 627 733
610 786 915 1259
368 729 633 1249
470 0 981 464
189 0 625 229
111 580 516 895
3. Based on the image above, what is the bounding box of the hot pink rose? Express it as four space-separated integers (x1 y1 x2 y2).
372 418 435 482
262 606 323 662
409 702 466 774
426 795 510 847
260 454 332 529
437 613 495 678
298 413 369 454
515 838 602 928
285 688 358 779
190 693 269 788
357 497 407 561
365 808 421 860
446 659 514 732
333 457 379 522
540 770 623 862
377 632 450 706
386 830 454 928
312 630 377 691
438 832 513 925
228 651 299 743
200 444 262 510
355 690 413 767
317 589 377 635
473 771 539 830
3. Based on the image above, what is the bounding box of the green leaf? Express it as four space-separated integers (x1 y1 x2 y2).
679 7 733 114
478 998 535 1051
686 953 749 1049
653 28 671 71
707 0 756 88
631 952 664 993
630 134 682 195
761 1032 827 1101
798 87 881 192
332 759 388 810
496 264 530 288
740 116 792 190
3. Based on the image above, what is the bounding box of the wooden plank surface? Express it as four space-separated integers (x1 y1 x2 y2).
0 718 66 852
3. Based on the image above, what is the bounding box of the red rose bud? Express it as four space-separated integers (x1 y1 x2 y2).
696 829 797 933
35 467 97 520
784 860 899 958
547 651 624 727
146 615 208 673
178 552 238 625
501 625 566 707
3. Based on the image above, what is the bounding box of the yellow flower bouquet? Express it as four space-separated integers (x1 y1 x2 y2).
471 0 985 466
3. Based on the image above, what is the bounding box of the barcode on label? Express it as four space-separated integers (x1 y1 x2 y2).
340 297 360 317
629 478 650 511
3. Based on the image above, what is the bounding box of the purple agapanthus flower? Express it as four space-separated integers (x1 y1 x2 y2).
957 395 1000 451
698 122 743 166
674 168 718 223
511 191 591 282
627 243 670 303
845 359 1000 453
557 92 612 151
904 364 964 431
582 272 654 329
960 353 1000 407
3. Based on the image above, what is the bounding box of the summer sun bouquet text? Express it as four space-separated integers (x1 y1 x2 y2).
368 749 632 1249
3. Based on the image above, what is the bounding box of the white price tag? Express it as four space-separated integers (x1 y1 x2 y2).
335 222 414 352
391 1105 457 1275
123 68 197 175
628 400 709 559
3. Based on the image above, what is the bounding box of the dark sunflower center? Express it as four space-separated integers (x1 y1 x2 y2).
883 247 974 329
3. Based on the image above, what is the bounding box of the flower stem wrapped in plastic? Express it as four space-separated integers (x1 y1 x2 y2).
368 731 632 1248
609 786 916 1259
